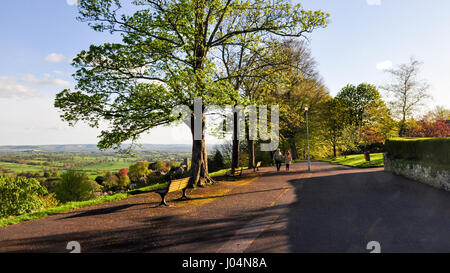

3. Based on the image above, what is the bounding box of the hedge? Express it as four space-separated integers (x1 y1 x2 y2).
385 137 450 166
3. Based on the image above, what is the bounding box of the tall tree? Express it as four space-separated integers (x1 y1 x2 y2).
54 0 329 186
246 40 328 160
422 105 450 122
380 57 431 136
238 41 291 168
322 98 346 158
336 83 383 129
218 39 295 170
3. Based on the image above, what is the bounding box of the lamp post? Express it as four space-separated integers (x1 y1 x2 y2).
305 106 311 172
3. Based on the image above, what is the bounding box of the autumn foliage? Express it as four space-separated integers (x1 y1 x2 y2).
405 120 450 138
117 168 129 178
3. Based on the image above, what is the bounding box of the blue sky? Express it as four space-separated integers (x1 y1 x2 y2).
0 0 449 145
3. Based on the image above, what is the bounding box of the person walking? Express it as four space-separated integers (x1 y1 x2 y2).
273 149 284 172
285 151 292 171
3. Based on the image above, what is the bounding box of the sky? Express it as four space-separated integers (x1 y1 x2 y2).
0 0 449 145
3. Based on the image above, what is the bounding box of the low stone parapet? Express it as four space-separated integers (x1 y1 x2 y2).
384 153 450 192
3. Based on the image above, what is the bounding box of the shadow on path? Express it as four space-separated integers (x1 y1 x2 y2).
1 204 289 253
62 204 139 219
286 170 450 253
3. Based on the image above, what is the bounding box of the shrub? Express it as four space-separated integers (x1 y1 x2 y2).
40 177 61 193
405 119 450 137
118 168 129 177
102 172 129 192
118 176 131 190
144 171 187 187
208 150 225 172
150 161 169 172
103 171 120 192
95 175 105 185
0 175 48 218
129 161 151 182
87 180 102 193
134 176 148 188
385 137 450 166
38 193 59 208
54 171 97 203
167 161 181 169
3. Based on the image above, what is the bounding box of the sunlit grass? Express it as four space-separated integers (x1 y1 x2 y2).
320 153 384 168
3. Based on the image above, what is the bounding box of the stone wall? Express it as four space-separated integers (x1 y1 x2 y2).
384 153 450 192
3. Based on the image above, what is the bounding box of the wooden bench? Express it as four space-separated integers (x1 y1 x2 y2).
253 161 261 172
226 167 243 177
155 177 190 207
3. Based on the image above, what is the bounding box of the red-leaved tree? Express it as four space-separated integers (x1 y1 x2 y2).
117 168 129 178
406 120 450 137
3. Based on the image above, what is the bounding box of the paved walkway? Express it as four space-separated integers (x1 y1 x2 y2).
0 162 449 253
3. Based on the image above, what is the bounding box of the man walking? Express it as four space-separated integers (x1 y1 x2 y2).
273 149 284 172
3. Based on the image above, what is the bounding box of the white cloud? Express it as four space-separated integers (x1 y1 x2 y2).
49 79 71 86
376 60 393 70
66 0 79 6
0 77 36 98
367 0 381 5
0 96 101 145
21 74 71 87
53 70 65 76
44 53 66 63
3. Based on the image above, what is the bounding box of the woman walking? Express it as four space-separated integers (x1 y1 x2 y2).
273 149 284 172
285 151 292 171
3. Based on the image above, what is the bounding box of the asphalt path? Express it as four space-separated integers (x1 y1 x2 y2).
0 161 449 253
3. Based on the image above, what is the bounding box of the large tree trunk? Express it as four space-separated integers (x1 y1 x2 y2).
399 117 406 137
245 112 255 170
189 1 212 187
231 111 240 171
190 113 213 187
248 139 255 169
289 138 299 160
333 141 337 158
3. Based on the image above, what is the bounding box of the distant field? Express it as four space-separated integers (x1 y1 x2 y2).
80 159 137 172
0 162 45 172
79 159 139 179
0 156 132 172
320 153 384 168
0 151 188 179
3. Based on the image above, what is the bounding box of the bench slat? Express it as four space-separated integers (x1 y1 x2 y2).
167 177 190 193
228 167 243 176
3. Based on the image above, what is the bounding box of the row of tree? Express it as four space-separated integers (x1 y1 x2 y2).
54 0 447 188
54 0 330 186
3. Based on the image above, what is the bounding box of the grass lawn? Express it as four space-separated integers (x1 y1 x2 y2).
320 153 384 168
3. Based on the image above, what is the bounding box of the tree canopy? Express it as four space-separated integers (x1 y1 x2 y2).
54 0 329 186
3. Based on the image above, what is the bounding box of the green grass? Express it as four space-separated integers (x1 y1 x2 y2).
0 156 137 175
0 182 167 228
79 159 137 172
320 153 384 168
0 162 45 172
